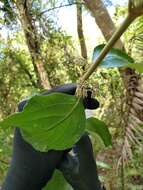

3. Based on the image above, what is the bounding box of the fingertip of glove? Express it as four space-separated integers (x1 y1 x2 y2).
17 100 27 112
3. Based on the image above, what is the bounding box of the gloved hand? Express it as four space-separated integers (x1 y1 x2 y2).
58 134 103 190
2 83 99 190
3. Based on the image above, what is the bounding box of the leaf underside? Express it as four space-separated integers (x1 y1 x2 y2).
92 44 134 68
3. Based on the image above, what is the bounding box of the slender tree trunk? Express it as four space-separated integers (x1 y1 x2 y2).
16 0 51 89
76 2 87 60
83 0 123 49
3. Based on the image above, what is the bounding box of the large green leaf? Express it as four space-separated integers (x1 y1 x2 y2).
0 93 86 151
43 170 72 190
86 117 112 147
92 44 134 68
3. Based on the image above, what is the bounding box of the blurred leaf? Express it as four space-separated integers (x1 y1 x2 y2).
43 170 72 190
86 117 112 146
0 93 86 151
92 44 134 68
125 63 143 73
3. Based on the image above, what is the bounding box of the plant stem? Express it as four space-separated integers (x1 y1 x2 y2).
76 14 136 92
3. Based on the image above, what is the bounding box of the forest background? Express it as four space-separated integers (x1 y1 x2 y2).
0 0 143 189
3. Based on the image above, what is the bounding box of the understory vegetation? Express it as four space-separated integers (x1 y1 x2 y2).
0 0 143 189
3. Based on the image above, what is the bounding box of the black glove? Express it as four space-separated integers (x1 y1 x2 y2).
2 83 99 190
58 134 103 190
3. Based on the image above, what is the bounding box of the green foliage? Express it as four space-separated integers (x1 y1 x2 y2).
124 16 143 62
0 0 143 188
0 0 17 27
0 39 36 118
86 117 112 147
92 44 134 68
43 170 72 190
0 93 86 151
0 128 12 183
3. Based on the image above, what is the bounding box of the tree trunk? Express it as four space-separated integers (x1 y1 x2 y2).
76 2 87 60
83 0 123 49
15 0 51 89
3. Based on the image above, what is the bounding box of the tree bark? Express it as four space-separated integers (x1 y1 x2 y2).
15 0 51 89
76 2 88 60
83 0 123 49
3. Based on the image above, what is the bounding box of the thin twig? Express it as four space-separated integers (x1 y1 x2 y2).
38 2 84 17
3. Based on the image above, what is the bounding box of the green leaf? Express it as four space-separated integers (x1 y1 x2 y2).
92 44 134 68
43 170 72 190
86 117 112 147
125 63 143 73
0 93 86 151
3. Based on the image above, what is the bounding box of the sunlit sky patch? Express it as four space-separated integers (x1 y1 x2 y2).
56 0 127 55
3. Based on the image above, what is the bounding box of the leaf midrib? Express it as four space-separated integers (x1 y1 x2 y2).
22 98 81 132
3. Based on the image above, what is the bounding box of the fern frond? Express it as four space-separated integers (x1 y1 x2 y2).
119 69 143 166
